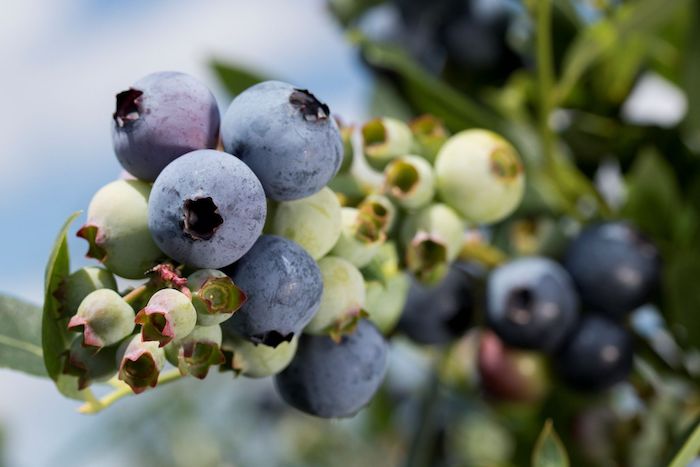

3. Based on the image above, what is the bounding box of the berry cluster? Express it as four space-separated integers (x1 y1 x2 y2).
56 69 654 419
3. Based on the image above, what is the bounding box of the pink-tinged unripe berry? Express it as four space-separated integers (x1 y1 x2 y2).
67 289 135 349
55 266 117 318
188 269 247 326
117 335 165 394
165 325 224 379
135 289 197 347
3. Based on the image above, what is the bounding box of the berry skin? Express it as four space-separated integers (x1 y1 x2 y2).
63 337 118 390
398 264 474 345
55 267 117 318
275 319 388 418
67 289 135 348
305 256 366 336
554 315 634 392
78 180 163 279
361 117 414 170
135 289 197 347
383 155 435 209
434 129 524 224
187 269 246 326
486 257 579 352
148 149 267 269
331 207 386 268
222 235 323 347
221 331 298 378
164 325 224 379
400 203 464 284
358 194 397 234
563 222 660 318
360 242 409 334
409 115 449 163
221 81 343 201
117 335 166 394
271 187 342 260
111 71 220 181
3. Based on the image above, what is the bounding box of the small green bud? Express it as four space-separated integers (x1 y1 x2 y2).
271 187 342 260
383 155 435 209
55 266 117 318
63 337 119 390
188 269 246 326
165 325 224 379
409 114 450 162
77 180 163 279
305 256 366 335
362 117 413 170
222 333 298 378
330 207 386 268
67 289 135 348
135 289 197 347
401 203 464 284
435 129 524 224
117 335 165 394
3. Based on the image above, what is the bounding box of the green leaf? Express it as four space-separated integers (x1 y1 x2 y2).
42 211 92 400
532 420 569 467
668 420 700 467
0 294 46 376
622 148 683 244
556 0 690 103
210 60 268 97
665 249 700 348
682 1 700 152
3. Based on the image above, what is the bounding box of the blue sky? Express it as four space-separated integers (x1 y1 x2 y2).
0 1 371 465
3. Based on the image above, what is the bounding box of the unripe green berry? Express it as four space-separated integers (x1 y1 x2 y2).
383 155 435 209
358 194 397 234
164 325 224 379
401 203 464 284
305 257 366 335
365 272 410 334
222 332 298 378
337 118 354 174
56 266 117 318
435 129 524 224
410 114 449 163
136 289 197 347
271 187 342 260
63 337 119 390
77 180 163 279
187 269 246 326
362 117 413 170
67 289 135 348
331 207 386 268
117 335 165 394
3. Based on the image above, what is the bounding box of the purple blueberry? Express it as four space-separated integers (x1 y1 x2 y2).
563 222 660 319
398 263 474 345
487 257 579 353
222 235 322 347
111 71 220 181
148 149 266 269
554 315 634 392
221 81 343 201
274 319 388 418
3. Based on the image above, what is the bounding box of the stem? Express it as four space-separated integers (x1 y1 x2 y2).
122 284 148 305
536 0 556 172
77 368 182 414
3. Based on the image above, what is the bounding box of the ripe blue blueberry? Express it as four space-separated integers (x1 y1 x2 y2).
111 71 220 181
221 81 343 201
486 257 579 352
275 319 388 418
222 235 323 347
563 222 660 318
554 315 633 392
398 263 474 344
148 149 266 269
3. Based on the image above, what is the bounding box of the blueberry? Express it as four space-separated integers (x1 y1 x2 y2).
111 71 220 181
554 315 634 392
117 335 166 394
361 117 414 170
187 269 246 326
275 319 388 418
135 289 197 347
222 235 323 347
398 263 474 344
486 257 579 352
221 81 343 201
78 180 163 279
67 289 135 349
383 155 435 209
221 330 298 378
164 325 224 379
148 149 266 269
563 222 661 318
63 337 118 390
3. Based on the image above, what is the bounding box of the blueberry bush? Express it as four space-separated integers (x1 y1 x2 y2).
2 0 700 465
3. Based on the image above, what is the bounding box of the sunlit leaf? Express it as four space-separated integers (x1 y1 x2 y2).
532 420 569 467
0 295 46 376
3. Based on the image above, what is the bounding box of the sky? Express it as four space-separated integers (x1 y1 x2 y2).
0 1 371 465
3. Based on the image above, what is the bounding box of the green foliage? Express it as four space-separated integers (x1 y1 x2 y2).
532 420 569 467
210 60 267 97
0 295 45 376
